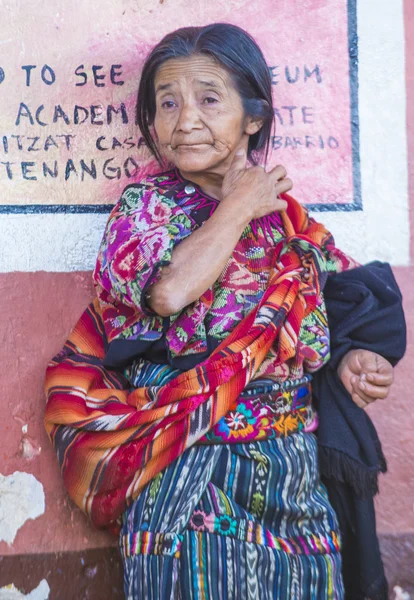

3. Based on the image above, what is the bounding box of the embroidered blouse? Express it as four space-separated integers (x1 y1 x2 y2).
93 168 344 385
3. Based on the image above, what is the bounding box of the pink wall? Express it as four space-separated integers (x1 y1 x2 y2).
0 272 115 555
370 0 413 533
0 2 413 590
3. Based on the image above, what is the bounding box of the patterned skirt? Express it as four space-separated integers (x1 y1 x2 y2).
119 432 344 599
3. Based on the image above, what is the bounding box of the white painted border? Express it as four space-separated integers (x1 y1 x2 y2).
0 0 409 272
0 213 108 272
319 0 409 266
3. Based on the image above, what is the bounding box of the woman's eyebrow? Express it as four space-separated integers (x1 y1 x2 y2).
155 79 221 94
155 82 173 93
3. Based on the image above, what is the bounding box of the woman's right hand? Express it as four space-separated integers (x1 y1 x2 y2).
221 148 293 221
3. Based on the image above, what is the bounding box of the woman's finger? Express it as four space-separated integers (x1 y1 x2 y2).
274 198 288 211
352 382 379 405
357 381 390 400
366 372 393 386
275 178 293 196
376 355 393 372
351 391 369 409
269 164 287 183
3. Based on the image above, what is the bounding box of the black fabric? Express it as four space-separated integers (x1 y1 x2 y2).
104 334 220 371
313 261 406 600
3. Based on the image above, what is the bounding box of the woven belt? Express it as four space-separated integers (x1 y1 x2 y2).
240 374 313 397
199 374 316 445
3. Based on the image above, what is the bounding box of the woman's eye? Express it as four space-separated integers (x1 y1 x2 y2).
161 101 176 109
203 97 218 105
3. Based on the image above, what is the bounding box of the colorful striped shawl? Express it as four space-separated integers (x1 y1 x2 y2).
44 195 353 533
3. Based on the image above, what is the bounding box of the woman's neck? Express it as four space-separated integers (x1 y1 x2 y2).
177 168 225 201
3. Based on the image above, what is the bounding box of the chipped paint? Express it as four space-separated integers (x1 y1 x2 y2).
0 580 50 600
0 472 45 545
20 438 42 461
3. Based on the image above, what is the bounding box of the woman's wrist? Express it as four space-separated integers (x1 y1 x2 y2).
220 193 253 229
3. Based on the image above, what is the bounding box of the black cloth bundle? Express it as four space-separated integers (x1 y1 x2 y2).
313 261 407 600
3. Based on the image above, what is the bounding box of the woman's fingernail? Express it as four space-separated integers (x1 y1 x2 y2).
236 149 245 156
360 373 367 381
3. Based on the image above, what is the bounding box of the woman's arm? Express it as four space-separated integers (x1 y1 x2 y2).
147 195 251 317
148 149 292 317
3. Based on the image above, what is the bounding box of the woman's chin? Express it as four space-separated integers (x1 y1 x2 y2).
171 154 226 175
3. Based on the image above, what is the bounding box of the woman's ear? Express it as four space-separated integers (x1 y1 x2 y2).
245 116 264 136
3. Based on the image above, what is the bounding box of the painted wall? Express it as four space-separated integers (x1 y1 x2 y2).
0 0 412 597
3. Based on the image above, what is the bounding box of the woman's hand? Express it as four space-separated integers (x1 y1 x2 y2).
221 148 293 221
147 148 293 316
337 349 394 409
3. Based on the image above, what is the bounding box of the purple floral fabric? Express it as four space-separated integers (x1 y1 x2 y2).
93 169 340 380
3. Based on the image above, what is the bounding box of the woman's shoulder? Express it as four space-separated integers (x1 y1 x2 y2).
114 168 180 213
120 169 178 199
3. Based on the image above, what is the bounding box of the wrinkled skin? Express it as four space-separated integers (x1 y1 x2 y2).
153 54 263 198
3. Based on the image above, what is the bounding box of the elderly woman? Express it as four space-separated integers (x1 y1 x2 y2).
45 23 405 600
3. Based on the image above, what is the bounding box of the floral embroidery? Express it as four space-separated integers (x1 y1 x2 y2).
214 515 238 536
181 509 342 556
274 393 293 415
249 450 269 474
149 472 162 501
200 383 315 445
94 169 346 376
216 400 269 442
250 492 265 518
189 510 216 532
225 411 248 431
189 510 207 532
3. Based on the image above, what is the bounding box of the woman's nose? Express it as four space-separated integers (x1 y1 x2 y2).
175 102 202 132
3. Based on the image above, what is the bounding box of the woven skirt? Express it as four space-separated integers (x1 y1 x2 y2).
119 431 344 599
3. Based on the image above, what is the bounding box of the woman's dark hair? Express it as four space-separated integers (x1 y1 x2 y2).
136 23 274 165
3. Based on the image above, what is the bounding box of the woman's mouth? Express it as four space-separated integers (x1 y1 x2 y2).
173 143 211 152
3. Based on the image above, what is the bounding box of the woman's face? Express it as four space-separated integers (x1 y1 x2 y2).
153 54 261 177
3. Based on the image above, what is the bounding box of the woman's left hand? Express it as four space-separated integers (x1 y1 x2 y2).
337 349 394 409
